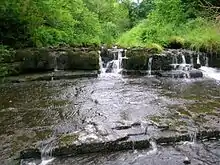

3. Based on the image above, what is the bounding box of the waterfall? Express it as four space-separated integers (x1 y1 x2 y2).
181 54 186 64
54 56 58 72
124 49 127 59
205 56 209 67
117 50 123 71
190 55 193 65
169 53 194 78
106 49 123 74
39 138 55 165
172 56 178 69
148 57 153 75
98 51 104 73
174 56 178 64
197 54 201 65
146 139 157 155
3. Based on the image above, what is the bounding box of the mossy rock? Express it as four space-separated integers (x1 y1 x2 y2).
67 50 99 70
1 47 100 76
59 133 79 147
207 53 220 68
125 49 151 70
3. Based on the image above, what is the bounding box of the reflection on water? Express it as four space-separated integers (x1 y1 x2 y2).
0 75 220 164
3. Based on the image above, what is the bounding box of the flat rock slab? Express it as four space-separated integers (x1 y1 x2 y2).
1 70 98 83
20 123 220 160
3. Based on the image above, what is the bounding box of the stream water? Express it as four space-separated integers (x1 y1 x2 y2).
0 50 220 165
0 73 219 164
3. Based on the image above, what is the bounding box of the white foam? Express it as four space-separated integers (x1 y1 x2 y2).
200 66 220 81
39 158 55 165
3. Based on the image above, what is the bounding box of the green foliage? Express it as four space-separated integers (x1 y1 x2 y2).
1 0 129 48
0 45 15 77
183 19 220 53
117 21 146 47
1 0 219 51
167 36 186 49
118 0 220 53
147 43 164 53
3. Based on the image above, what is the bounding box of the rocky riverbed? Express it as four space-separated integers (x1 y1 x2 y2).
0 73 220 164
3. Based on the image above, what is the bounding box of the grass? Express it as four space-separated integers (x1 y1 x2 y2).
184 20 220 53
117 17 220 54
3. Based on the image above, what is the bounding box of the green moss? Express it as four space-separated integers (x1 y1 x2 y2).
35 130 53 140
176 107 192 117
188 101 220 113
149 116 162 123
147 43 164 53
68 50 99 70
124 49 151 70
59 133 79 146
167 36 185 49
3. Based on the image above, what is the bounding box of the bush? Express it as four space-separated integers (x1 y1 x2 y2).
117 0 220 54
0 45 15 77
147 43 163 53
183 19 220 53
167 36 186 49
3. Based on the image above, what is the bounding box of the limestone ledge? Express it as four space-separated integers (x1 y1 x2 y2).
0 70 98 83
20 123 220 160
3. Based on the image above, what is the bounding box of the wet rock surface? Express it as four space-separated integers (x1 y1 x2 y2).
0 70 98 83
0 47 100 77
0 75 220 164
155 69 203 78
120 48 219 78
21 140 220 165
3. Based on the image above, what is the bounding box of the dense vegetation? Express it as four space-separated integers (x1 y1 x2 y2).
118 0 220 53
1 0 219 49
0 0 130 48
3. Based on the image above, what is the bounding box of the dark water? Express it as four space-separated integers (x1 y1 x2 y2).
0 74 220 164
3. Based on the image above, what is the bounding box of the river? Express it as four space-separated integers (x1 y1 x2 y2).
0 73 219 164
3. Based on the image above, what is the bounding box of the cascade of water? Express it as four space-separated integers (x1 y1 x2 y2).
175 56 178 64
148 57 153 75
183 132 197 146
200 66 220 81
124 49 127 58
190 132 197 144
98 51 104 73
118 50 123 71
197 54 201 65
54 55 58 72
190 55 194 65
39 138 55 165
146 139 158 155
205 56 209 67
131 140 138 153
181 54 186 64
171 56 178 69
107 49 123 74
